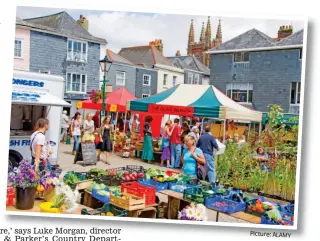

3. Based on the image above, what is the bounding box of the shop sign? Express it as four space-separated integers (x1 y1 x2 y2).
148 104 194 116
12 92 40 103
13 78 44 88
110 104 117 112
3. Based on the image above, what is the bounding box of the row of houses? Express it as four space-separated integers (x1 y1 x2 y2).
13 11 303 116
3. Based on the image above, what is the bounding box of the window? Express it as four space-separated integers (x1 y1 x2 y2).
299 48 303 60
163 74 168 86
14 40 22 58
116 71 126 85
233 52 249 62
143 75 151 86
67 39 87 62
39 70 50 74
142 94 150 98
226 83 253 103
187 73 193 84
66 73 86 93
193 74 199 84
173 76 177 86
290 82 301 104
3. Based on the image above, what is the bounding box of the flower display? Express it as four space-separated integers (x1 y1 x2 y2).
8 160 40 189
50 179 79 213
178 203 208 221
89 90 102 103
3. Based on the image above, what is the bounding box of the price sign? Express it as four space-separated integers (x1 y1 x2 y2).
110 104 117 112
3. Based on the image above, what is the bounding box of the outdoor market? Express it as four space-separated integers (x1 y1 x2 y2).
6 77 298 226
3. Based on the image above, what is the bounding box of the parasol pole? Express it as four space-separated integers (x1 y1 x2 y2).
112 112 119 153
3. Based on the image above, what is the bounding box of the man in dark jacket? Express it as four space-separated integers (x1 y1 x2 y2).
197 125 219 183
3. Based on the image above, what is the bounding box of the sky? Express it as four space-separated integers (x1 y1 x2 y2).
16 6 305 56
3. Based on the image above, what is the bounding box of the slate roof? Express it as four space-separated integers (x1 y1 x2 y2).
106 49 135 66
274 29 304 46
118 45 173 68
208 28 304 53
168 56 210 76
17 12 107 44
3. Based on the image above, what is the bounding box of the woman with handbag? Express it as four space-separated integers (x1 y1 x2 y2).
100 116 113 165
181 135 206 180
70 112 81 155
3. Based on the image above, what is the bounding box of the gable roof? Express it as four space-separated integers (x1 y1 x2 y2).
106 49 135 66
118 45 173 68
168 56 210 75
274 29 304 46
18 11 107 44
207 28 304 54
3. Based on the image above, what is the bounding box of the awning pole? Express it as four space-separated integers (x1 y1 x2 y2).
259 122 262 136
200 118 205 135
112 112 119 153
123 111 128 133
223 119 226 143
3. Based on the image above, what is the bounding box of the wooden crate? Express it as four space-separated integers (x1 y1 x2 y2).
110 193 145 211
83 190 104 209
76 179 93 190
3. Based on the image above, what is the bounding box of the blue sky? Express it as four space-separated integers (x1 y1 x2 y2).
16 6 305 56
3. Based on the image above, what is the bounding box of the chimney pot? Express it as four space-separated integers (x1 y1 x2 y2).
80 15 83 19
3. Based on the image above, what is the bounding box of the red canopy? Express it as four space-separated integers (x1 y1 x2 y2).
78 87 136 112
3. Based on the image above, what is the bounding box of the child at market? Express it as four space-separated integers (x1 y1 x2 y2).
160 121 172 167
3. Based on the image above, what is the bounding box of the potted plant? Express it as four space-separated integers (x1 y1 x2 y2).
8 160 39 210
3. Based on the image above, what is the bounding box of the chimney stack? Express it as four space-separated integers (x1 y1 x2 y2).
149 39 163 54
77 14 89 31
176 50 181 57
277 25 293 40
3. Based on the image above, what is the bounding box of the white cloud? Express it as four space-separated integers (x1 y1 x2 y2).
17 7 304 57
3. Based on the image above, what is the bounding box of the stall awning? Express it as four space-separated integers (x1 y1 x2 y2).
12 88 71 107
127 84 263 122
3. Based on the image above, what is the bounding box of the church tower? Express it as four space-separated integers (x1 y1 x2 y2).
205 16 212 49
215 19 222 45
200 22 205 42
187 19 195 55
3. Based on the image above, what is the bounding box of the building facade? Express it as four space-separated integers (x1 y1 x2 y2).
15 12 107 115
208 28 303 114
187 17 222 67
14 20 30 71
118 41 184 94
168 55 210 85
106 49 158 98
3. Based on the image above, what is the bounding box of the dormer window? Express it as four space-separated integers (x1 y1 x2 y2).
233 52 249 62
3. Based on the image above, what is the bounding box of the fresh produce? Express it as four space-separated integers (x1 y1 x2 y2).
106 212 114 216
90 168 107 177
96 190 110 196
37 185 44 192
87 182 107 192
64 173 80 186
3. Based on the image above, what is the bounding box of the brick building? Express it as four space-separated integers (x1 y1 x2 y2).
207 27 304 114
187 17 222 67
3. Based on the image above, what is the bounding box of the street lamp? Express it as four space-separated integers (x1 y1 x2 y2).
99 54 113 121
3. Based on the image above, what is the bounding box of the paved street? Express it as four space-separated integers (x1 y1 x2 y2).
58 143 249 224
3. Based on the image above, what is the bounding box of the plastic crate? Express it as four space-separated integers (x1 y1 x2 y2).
93 176 121 186
204 196 246 214
138 179 169 192
260 213 293 226
92 187 110 204
169 182 197 193
121 181 156 206
81 203 126 217
212 186 229 196
183 187 215 204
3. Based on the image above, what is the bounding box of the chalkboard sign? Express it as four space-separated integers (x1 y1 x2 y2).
74 143 97 166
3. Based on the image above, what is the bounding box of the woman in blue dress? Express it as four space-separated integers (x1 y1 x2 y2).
141 116 154 163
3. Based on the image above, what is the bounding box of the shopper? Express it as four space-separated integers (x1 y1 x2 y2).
100 116 113 165
30 118 52 172
196 125 219 184
141 115 154 163
169 118 182 168
92 111 100 129
82 113 95 143
181 135 206 180
189 127 200 145
160 120 172 167
70 112 81 155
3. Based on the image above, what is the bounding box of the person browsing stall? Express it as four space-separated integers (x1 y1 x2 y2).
160 120 172 167
141 116 154 163
30 118 52 172
169 118 182 168
70 112 81 155
100 116 114 165
181 135 206 180
82 113 95 143
197 125 219 184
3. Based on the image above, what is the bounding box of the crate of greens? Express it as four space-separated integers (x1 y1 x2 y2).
92 187 111 204
183 187 215 204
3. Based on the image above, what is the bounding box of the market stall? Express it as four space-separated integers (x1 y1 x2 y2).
76 87 137 155
127 84 263 142
6 163 294 225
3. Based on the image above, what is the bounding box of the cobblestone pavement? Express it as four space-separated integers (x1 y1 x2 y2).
58 143 249 224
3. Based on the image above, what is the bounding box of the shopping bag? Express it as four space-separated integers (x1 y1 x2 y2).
214 140 226 156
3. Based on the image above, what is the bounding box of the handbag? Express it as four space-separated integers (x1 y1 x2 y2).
191 148 208 180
